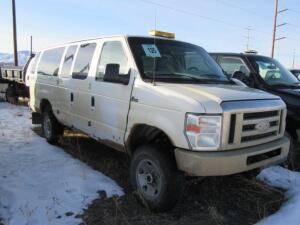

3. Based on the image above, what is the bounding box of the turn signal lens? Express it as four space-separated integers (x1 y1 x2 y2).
186 124 201 133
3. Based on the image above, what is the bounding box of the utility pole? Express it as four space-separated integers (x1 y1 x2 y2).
271 0 288 58
245 27 252 51
30 36 33 57
292 49 296 69
12 0 18 66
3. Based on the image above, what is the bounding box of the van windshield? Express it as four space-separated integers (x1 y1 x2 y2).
248 56 300 88
127 37 231 84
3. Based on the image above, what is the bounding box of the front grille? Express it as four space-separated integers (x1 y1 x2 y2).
226 109 283 147
228 114 236 144
241 131 277 142
241 110 281 143
244 110 279 120
221 100 286 150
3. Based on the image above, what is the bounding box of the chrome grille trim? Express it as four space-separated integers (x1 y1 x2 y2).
221 100 286 151
241 126 278 137
242 116 280 125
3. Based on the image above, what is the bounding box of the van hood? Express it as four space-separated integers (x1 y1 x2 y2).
158 83 279 103
153 83 280 113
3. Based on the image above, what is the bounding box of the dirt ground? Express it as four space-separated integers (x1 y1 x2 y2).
1 99 295 225
45 129 288 225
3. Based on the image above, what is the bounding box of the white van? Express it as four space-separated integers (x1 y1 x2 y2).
29 31 290 211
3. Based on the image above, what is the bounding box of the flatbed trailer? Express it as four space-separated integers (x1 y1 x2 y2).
0 56 34 103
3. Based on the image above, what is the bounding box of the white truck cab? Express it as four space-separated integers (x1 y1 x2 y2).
29 31 290 211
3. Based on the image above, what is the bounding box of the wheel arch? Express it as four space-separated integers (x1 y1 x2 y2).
39 99 52 113
126 124 175 156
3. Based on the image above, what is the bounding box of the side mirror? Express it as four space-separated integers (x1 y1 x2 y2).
232 71 251 86
103 64 130 85
298 75 300 81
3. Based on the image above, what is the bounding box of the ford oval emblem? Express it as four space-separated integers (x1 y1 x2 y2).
255 121 270 132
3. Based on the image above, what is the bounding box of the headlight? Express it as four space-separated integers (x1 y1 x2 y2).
185 114 222 151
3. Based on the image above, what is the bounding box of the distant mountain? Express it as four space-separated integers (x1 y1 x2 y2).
0 51 31 66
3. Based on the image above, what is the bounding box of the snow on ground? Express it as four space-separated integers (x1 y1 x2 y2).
256 166 300 225
0 103 123 225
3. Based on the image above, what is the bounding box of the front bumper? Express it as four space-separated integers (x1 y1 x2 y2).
175 136 290 176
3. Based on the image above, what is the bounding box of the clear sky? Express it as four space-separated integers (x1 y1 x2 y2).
0 0 299 68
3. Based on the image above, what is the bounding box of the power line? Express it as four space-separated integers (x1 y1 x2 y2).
290 9 300 15
139 0 246 30
139 0 275 41
139 0 297 57
214 0 268 19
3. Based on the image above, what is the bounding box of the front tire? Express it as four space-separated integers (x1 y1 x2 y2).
42 106 63 144
130 145 184 212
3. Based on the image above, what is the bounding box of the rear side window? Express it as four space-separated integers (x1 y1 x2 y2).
72 43 96 80
61 45 77 78
219 57 250 77
96 41 129 80
30 52 41 74
37 48 65 76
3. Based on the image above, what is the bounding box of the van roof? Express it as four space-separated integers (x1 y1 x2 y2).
40 35 179 51
68 35 177 44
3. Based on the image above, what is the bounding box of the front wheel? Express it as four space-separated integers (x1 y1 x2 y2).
42 106 63 144
130 145 185 212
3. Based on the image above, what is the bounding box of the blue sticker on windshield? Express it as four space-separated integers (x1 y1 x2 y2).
142 44 161 58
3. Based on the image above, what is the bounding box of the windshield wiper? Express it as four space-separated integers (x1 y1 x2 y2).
200 74 224 79
197 78 233 84
148 72 232 84
172 73 203 81
156 73 231 83
150 73 202 82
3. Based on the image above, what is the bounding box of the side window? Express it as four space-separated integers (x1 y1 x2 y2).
30 52 40 74
72 43 96 80
37 48 65 76
96 41 129 81
61 45 77 78
219 57 250 77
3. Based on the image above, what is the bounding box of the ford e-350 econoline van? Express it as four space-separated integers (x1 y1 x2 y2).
29 31 290 211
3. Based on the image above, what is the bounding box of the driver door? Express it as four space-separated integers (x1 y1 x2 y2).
89 37 134 148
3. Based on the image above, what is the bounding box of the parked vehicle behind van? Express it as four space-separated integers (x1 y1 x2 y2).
0 55 35 103
29 32 290 211
290 69 300 81
211 53 300 146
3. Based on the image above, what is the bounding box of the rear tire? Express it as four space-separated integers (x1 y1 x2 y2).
5 84 18 104
42 105 64 144
130 144 185 212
